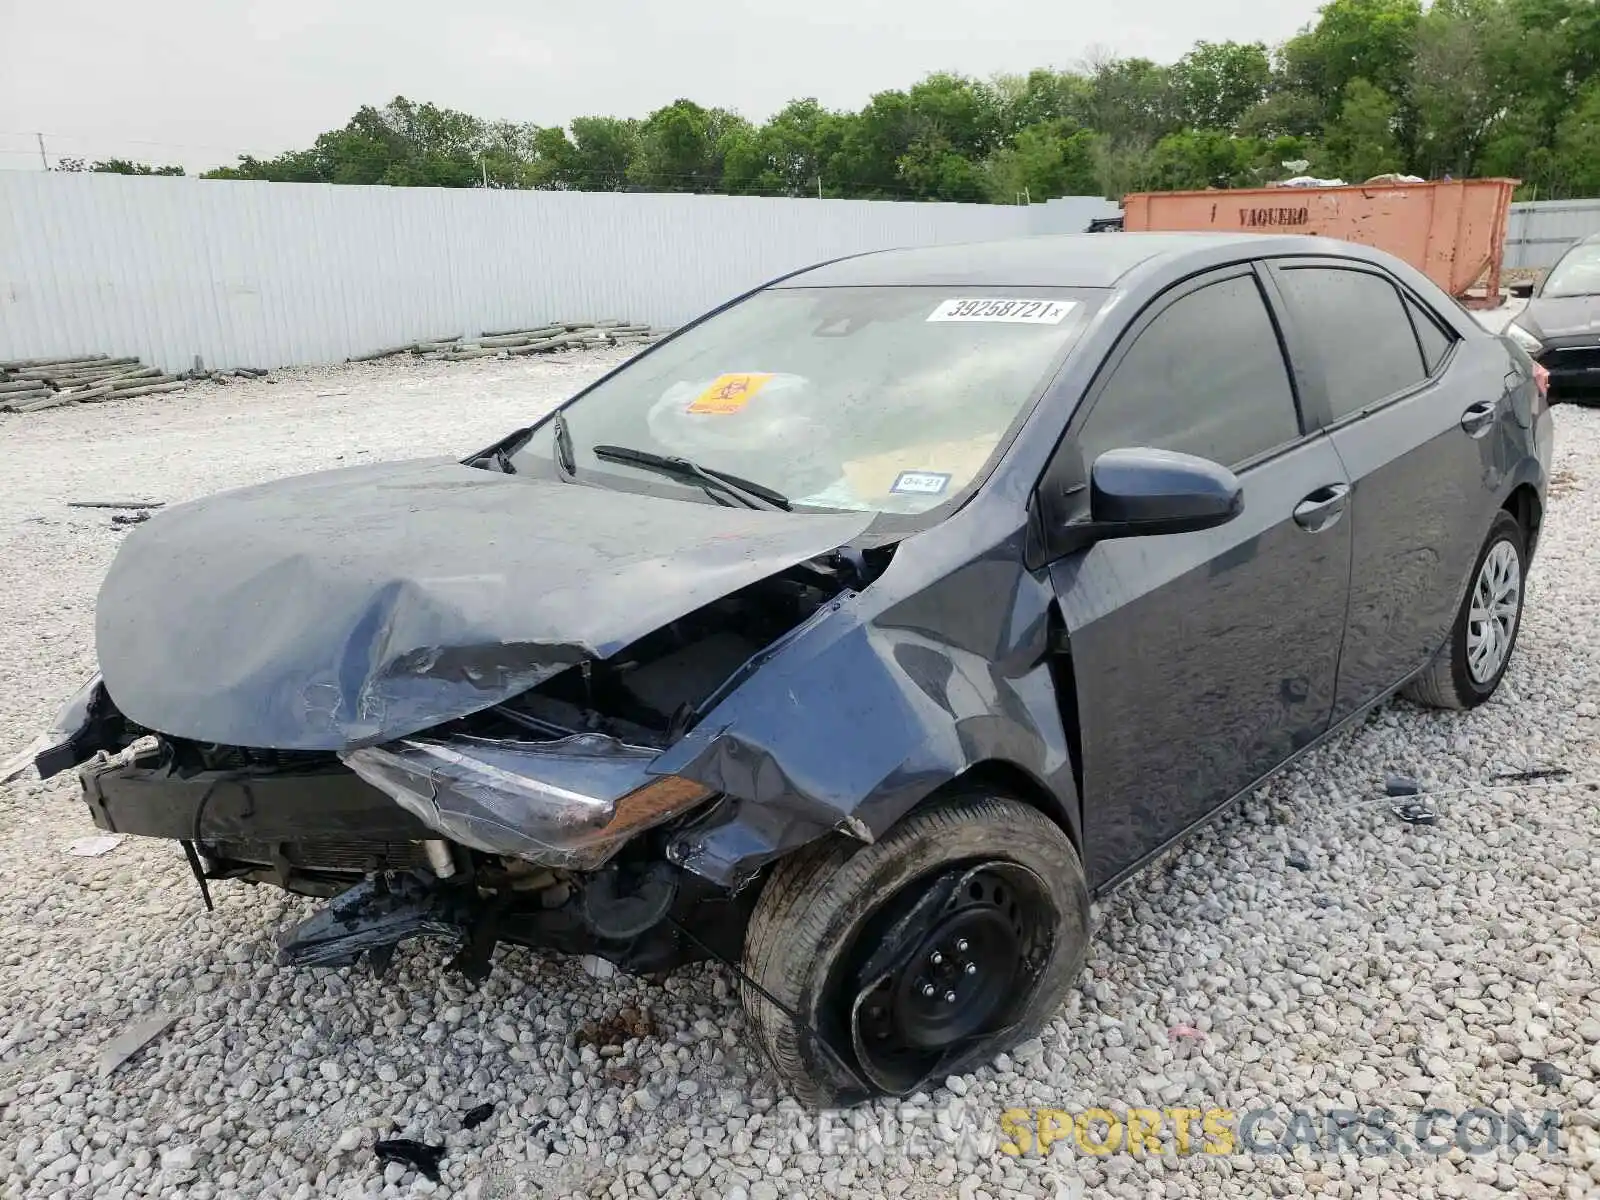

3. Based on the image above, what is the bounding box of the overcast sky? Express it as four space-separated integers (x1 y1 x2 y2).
0 0 1325 175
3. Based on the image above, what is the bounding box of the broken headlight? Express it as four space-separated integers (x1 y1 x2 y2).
340 735 713 870
2 672 105 783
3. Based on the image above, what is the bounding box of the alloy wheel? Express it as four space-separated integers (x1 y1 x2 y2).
1467 539 1521 684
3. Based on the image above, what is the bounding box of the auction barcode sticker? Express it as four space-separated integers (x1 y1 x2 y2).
926 298 1077 324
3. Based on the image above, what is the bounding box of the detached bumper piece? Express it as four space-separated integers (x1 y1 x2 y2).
276 873 475 972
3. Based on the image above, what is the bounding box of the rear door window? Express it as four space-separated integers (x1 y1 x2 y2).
1405 294 1456 374
1275 267 1428 421
1077 273 1301 470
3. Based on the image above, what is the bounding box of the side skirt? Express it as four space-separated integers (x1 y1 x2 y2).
1090 662 1431 900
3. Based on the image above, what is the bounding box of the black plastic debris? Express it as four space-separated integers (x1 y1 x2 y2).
1286 851 1311 872
1531 1061 1563 1088
1493 768 1570 783
278 873 471 969
461 1103 495 1130
374 1139 445 1182
1391 802 1436 826
111 511 151 527
1384 774 1421 797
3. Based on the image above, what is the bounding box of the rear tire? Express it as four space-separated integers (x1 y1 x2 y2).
1403 509 1526 710
740 789 1089 1107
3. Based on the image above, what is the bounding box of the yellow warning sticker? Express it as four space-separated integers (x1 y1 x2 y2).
687 373 774 414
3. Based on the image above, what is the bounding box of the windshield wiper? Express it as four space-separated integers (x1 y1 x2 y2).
591 445 792 510
551 410 577 481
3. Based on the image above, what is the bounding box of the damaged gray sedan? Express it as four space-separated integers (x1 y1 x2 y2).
33 232 1550 1104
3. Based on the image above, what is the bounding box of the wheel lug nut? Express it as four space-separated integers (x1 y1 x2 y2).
921 983 935 998
930 951 943 966
964 962 977 976
955 939 969 952
944 991 957 1003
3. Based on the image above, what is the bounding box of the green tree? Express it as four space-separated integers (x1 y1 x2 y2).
203 97 489 186
1551 81 1600 197
985 120 1101 201
1170 42 1273 130
992 70 1093 136
1324 77 1402 180
722 99 847 196
1281 0 1423 135
1092 136 1159 199
182 14 1600 204
566 117 640 189
1147 130 1266 190
87 159 185 176
629 100 748 192
1082 55 1178 144
1410 0 1519 177
828 74 1003 199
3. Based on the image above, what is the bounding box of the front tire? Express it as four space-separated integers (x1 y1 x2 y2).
1403 509 1526 710
740 789 1090 1106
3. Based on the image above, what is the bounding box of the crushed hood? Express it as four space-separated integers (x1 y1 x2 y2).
95 458 872 751
1521 294 1600 341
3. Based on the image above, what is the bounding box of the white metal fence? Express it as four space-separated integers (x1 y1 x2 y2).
1505 199 1600 270
0 172 1118 373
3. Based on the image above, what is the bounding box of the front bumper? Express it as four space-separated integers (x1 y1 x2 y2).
1537 343 1600 395
81 756 436 845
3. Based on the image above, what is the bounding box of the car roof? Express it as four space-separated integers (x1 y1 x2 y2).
775 232 1373 290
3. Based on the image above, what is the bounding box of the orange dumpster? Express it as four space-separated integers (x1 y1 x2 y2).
1121 178 1519 304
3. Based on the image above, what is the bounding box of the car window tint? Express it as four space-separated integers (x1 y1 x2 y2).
1277 267 1427 419
1405 294 1455 374
1078 274 1300 470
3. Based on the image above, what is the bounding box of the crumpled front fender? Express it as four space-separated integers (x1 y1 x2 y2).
653 546 1080 888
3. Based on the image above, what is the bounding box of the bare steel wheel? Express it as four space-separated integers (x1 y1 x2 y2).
740 789 1089 1107
1404 509 1527 710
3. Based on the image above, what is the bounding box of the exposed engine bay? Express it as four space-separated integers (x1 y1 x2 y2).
445 559 858 747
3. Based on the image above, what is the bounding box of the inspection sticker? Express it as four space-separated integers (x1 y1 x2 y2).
686 372 774 414
926 298 1077 324
890 471 951 495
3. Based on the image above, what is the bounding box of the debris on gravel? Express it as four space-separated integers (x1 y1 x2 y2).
0 353 1596 1198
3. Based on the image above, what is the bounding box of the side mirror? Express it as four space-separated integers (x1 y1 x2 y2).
1087 447 1242 539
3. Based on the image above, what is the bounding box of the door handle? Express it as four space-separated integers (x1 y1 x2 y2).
1293 482 1350 532
1460 399 1498 437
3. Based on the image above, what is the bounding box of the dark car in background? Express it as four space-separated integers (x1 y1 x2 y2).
1508 231 1600 402
30 233 1551 1105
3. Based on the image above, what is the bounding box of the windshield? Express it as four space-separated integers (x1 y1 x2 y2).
1543 242 1600 297
512 285 1097 518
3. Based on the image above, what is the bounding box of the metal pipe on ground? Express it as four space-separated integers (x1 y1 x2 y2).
111 374 179 390
10 394 74 412
114 382 186 399
481 324 563 340
59 384 115 402
0 354 109 370
346 345 414 363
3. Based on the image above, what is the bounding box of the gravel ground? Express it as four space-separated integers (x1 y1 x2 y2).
0 352 1597 1200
